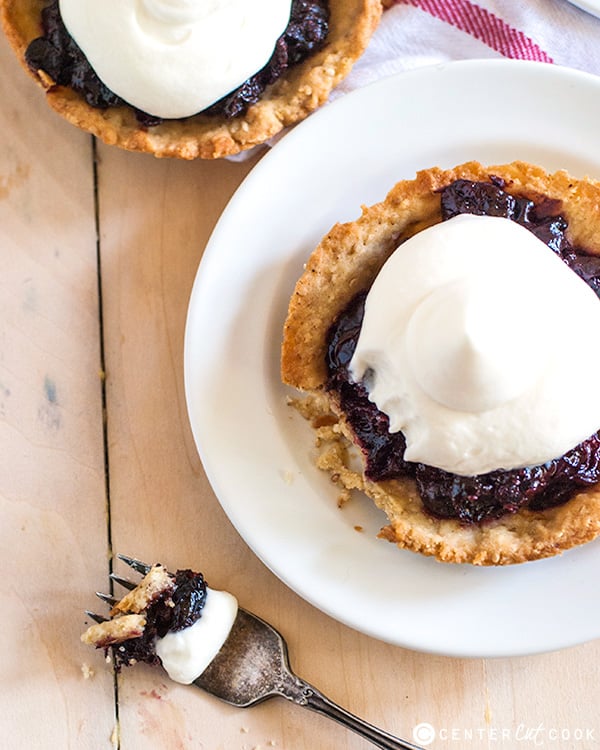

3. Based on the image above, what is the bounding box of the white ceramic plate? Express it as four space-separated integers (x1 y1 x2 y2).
565 0 600 19
185 60 600 658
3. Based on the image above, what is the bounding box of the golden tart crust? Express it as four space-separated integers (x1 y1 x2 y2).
281 160 600 565
81 564 173 647
0 0 382 159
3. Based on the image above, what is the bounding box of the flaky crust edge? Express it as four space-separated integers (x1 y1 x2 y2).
281 160 600 565
81 564 174 647
0 0 382 159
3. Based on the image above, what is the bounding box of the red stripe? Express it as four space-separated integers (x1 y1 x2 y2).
388 0 553 63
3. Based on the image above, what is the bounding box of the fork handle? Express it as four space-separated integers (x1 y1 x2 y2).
281 678 425 750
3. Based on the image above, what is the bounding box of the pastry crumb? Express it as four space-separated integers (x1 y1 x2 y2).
110 723 119 749
81 663 94 679
281 469 295 485
337 488 352 507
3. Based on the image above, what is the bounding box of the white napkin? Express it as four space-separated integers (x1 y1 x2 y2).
337 0 600 99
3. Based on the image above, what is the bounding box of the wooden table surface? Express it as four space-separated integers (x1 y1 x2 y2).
2 28 600 750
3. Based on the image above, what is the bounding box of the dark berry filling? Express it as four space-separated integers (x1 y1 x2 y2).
326 179 600 524
25 0 329 126
112 569 207 670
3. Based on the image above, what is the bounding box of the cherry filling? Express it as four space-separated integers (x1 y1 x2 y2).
112 569 207 670
326 179 600 524
25 0 329 126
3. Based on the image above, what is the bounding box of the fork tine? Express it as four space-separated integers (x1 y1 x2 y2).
109 573 137 591
95 591 118 606
85 610 108 624
117 554 151 576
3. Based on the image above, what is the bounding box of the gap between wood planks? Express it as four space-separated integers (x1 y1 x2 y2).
91 135 121 748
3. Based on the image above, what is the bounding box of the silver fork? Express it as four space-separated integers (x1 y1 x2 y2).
88 554 426 750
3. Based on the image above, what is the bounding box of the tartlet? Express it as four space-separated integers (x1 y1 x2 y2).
281 160 600 565
0 0 382 159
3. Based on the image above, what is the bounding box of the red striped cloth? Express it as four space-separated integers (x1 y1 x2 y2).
331 0 600 100
390 0 553 62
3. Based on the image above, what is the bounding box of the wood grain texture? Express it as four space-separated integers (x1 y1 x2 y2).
1 22 600 750
0 31 114 748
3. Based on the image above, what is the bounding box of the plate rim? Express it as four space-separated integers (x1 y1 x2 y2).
565 0 600 19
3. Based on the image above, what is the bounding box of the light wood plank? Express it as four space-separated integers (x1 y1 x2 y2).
95 144 267 749
0 33 115 748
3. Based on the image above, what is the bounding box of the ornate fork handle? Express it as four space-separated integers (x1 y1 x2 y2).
277 673 425 750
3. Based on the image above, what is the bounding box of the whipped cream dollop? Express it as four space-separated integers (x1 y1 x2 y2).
58 0 292 118
350 214 600 476
155 587 238 684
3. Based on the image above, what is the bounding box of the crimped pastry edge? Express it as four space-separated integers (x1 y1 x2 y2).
282 161 600 565
0 0 382 159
